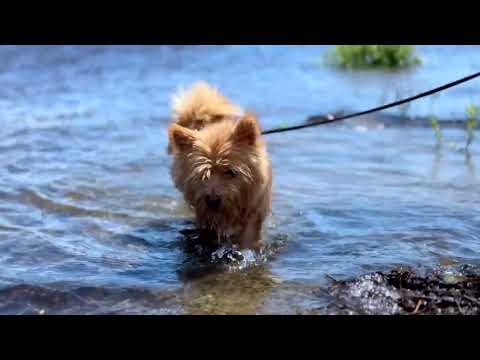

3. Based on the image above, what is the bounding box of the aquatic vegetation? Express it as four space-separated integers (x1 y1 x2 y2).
430 116 442 145
466 104 478 149
322 266 480 315
430 104 478 152
327 45 422 70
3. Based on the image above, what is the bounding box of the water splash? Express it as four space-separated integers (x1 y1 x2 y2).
210 245 262 270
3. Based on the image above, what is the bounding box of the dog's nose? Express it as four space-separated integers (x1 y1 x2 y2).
205 194 221 210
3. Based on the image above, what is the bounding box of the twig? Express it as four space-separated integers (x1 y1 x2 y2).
455 299 466 315
325 273 339 283
463 295 480 305
412 299 422 314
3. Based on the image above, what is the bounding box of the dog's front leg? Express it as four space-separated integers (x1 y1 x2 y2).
238 213 263 249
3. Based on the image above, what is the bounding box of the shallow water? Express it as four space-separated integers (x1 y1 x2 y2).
0 45 479 314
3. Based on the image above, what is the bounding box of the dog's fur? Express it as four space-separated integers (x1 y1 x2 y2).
168 82 272 249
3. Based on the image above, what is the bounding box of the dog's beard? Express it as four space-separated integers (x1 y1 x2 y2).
182 173 251 241
192 198 243 241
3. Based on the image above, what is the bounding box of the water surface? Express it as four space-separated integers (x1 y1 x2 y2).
0 45 479 314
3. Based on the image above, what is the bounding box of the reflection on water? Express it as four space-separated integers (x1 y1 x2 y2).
182 266 278 315
465 151 477 178
0 45 479 314
431 137 477 180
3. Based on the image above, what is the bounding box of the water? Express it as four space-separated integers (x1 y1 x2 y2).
0 45 479 314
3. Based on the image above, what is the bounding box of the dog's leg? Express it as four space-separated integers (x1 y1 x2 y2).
238 213 263 249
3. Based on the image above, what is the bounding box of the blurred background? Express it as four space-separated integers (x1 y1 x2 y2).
0 45 478 314
1 46 479 127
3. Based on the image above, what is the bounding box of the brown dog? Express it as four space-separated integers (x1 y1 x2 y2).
168 82 272 249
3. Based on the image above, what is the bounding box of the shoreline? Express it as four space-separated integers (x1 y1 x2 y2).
307 111 474 129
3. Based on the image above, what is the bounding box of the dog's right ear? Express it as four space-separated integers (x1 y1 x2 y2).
232 113 261 146
168 124 196 153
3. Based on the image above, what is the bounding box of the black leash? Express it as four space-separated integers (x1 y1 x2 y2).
261 71 480 135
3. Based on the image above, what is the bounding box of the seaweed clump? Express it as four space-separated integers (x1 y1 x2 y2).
323 265 480 315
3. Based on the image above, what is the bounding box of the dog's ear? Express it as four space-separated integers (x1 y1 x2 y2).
169 124 196 152
232 113 260 146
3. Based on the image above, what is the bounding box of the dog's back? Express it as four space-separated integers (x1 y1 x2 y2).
167 82 243 154
171 81 243 130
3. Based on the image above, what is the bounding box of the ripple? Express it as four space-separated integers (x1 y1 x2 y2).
16 188 132 220
0 283 182 315
1 45 480 314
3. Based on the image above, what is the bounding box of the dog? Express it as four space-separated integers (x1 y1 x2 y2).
167 82 272 249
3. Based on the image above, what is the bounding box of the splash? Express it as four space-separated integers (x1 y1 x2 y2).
210 245 262 271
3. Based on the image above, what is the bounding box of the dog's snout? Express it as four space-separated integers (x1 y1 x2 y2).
205 194 221 210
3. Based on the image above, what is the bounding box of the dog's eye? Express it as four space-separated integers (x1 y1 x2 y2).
225 169 236 178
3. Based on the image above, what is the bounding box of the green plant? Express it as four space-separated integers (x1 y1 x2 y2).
465 104 478 149
431 116 442 145
327 45 422 70
430 104 477 152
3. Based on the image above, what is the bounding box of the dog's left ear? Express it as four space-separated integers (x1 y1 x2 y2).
232 113 261 146
169 124 197 153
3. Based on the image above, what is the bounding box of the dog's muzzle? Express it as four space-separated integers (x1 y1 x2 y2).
205 194 221 211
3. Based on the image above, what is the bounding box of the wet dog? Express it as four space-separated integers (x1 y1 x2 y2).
167 82 272 248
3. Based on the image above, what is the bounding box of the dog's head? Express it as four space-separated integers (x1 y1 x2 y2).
168 113 264 231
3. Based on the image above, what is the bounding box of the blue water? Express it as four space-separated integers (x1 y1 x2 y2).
0 45 479 314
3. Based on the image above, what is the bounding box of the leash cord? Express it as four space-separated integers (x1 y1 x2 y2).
261 71 480 135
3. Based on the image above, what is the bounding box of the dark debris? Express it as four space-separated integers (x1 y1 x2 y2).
321 265 480 315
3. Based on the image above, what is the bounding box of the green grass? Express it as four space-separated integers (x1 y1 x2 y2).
430 116 442 145
327 45 422 70
466 104 478 149
430 104 478 151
